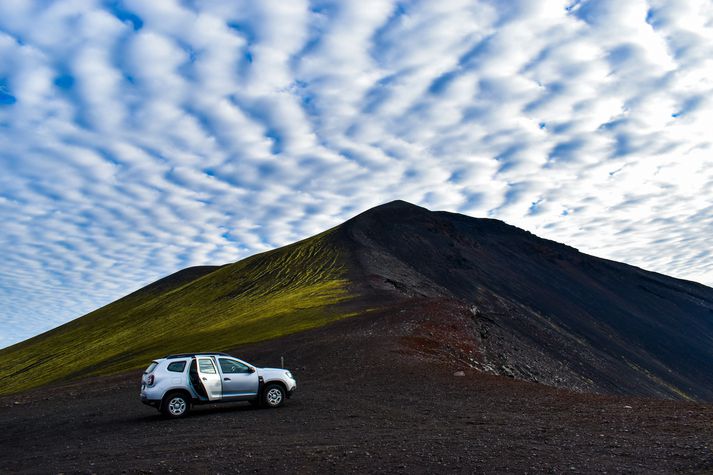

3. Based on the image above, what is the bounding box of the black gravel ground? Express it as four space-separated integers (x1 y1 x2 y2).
2 305 713 474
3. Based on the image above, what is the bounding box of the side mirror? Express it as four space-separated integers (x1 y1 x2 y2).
248 367 256 373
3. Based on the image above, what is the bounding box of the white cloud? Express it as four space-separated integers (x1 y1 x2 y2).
1 0 713 348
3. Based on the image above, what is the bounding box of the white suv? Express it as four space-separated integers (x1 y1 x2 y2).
140 352 297 418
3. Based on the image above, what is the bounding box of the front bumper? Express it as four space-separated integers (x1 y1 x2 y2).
287 380 297 398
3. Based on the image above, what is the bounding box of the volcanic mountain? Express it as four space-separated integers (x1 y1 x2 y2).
2 200 713 400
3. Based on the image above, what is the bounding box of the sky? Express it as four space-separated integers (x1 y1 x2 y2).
1 0 712 349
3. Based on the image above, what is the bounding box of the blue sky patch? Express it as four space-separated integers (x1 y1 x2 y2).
0 0 712 349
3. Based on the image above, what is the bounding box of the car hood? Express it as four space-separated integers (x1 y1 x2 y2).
258 367 293 378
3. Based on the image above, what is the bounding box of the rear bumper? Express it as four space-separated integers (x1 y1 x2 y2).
141 394 161 408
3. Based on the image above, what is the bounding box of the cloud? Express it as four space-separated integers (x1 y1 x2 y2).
1 0 713 347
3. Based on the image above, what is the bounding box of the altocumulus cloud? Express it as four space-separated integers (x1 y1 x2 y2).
1 0 712 348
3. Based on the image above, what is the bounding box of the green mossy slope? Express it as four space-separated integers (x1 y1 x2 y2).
0 229 356 396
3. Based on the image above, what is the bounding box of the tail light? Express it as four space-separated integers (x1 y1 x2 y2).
147 374 155 385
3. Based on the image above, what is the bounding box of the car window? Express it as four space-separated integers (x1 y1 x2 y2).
167 361 187 373
219 358 250 374
198 358 216 374
145 362 158 373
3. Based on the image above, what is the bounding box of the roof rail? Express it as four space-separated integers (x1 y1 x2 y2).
164 352 231 359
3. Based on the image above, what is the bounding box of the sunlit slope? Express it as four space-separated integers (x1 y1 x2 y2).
0 229 355 395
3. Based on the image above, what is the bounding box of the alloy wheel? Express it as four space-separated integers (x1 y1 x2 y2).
266 388 283 406
168 397 187 416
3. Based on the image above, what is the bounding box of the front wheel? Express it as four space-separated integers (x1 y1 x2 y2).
161 392 191 418
262 384 286 408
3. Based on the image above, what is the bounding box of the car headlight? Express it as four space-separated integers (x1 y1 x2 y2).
285 371 293 379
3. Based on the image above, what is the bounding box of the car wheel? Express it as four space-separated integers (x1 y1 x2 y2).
161 392 191 418
262 384 285 408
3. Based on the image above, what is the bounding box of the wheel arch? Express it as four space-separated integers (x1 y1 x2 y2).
161 388 193 407
160 389 193 418
262 379 287 393
261 380 287 408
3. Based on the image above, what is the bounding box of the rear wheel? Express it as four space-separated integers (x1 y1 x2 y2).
262 383 286 408
161 392 191 418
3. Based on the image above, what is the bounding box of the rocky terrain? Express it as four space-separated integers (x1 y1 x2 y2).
2 303 713 473
338 201 713 400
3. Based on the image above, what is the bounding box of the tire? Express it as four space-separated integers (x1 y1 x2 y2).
161 392 191 418
261 383 286 408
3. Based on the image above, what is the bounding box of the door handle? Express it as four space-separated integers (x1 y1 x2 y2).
202 377 207 381
224 377 231 381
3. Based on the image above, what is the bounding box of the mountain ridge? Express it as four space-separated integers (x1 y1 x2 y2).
340 200 713 399
2 200 713 400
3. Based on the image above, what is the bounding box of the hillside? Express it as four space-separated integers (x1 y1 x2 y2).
342 201 713 400
2 200 713 400
0 228 357 395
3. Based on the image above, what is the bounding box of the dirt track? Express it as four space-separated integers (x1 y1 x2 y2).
2 305 713 474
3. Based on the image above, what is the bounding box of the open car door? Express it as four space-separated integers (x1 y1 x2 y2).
196 357 222 401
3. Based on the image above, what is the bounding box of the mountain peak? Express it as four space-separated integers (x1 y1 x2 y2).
374 199 424 209
347 200 431 226
361 200 429 215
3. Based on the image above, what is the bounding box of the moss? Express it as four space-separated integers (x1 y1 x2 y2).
0 228 358 395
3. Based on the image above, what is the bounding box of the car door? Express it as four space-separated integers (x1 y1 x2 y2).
196 357 222 401
218 357 259 399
